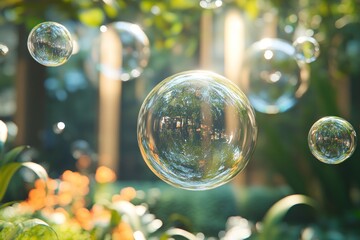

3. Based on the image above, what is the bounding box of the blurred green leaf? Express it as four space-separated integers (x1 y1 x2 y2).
0 146 29 168
260 194 318 240
162 228 199 240
78 8 105 27
0 220 14 240
0 162 48 203
5 218 58 240
103 5 118 18
169 0 196 9
0 0 23 8
110 209 122 228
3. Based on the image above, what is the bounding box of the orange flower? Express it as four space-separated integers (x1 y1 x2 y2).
95 166 117 183
112 187 137 202
112 222 134 240
75 207 93 230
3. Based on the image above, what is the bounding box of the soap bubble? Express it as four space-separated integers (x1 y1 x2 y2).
71 140 91 159
242 38 309 114
53 121 66 134
0 120 8 151
308 116 357 164
137 70 257 190
293 36 320 63
0 43 9 56
88 21 150 81
27 21 73 66
200 0 223 9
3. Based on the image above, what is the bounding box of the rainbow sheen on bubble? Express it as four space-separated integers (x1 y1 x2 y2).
27 22 73 66
308 116 357 164
293 36 320 63
242 38 309 114
137 70 257 190
199 0 223 9
89 21 150 81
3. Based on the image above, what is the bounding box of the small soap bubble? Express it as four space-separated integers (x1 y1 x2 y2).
200 0 223 9
71 140 91 159
242 38 308 114
137 70 257 190
0 43 9 56
308 116 357 164
88 21 150 82
27 21 73 67
53 121 66 134
5 121 17 143
293 36 320 63
0 120 8 150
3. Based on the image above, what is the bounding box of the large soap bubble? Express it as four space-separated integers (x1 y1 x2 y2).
137 70 257 190
27 22 73 66
88 22 150 81
293 36 320 63
241 38 309 114
308 116 357 164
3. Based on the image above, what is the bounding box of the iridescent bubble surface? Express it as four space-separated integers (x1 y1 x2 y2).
27 22 73 66
308 116 357 164
242 38 308 114
90 21 150 81
293 36 320 63
199 0 223 9
137 70 257 190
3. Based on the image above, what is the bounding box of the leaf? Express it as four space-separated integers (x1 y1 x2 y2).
6 219 58 240
110 209 122 228
260 194 318 240
78 8 105 27
0 146 30 167
162 228 199 240
169 0 196 9
0 0 23 9
0 221 14 240
0 162 48 203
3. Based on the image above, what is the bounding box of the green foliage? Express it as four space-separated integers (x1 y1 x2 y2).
3 219 58 240
0 122 57 239
260 194 318 239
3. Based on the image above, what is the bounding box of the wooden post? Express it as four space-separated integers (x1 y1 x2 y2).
98 27 122 173
223 10 247 186
200 11 213 69
14 24 46 148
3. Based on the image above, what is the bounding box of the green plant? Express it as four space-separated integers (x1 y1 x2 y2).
0 120 58 239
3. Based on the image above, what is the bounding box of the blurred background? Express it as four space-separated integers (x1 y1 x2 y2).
0 0 360 238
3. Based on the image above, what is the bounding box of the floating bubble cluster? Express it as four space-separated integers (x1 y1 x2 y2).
27 22 73 66
308 116 357 164
293 36 320 63
137 70 257 190
199 0 223 9
242 38 308 114
89 21 150 81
